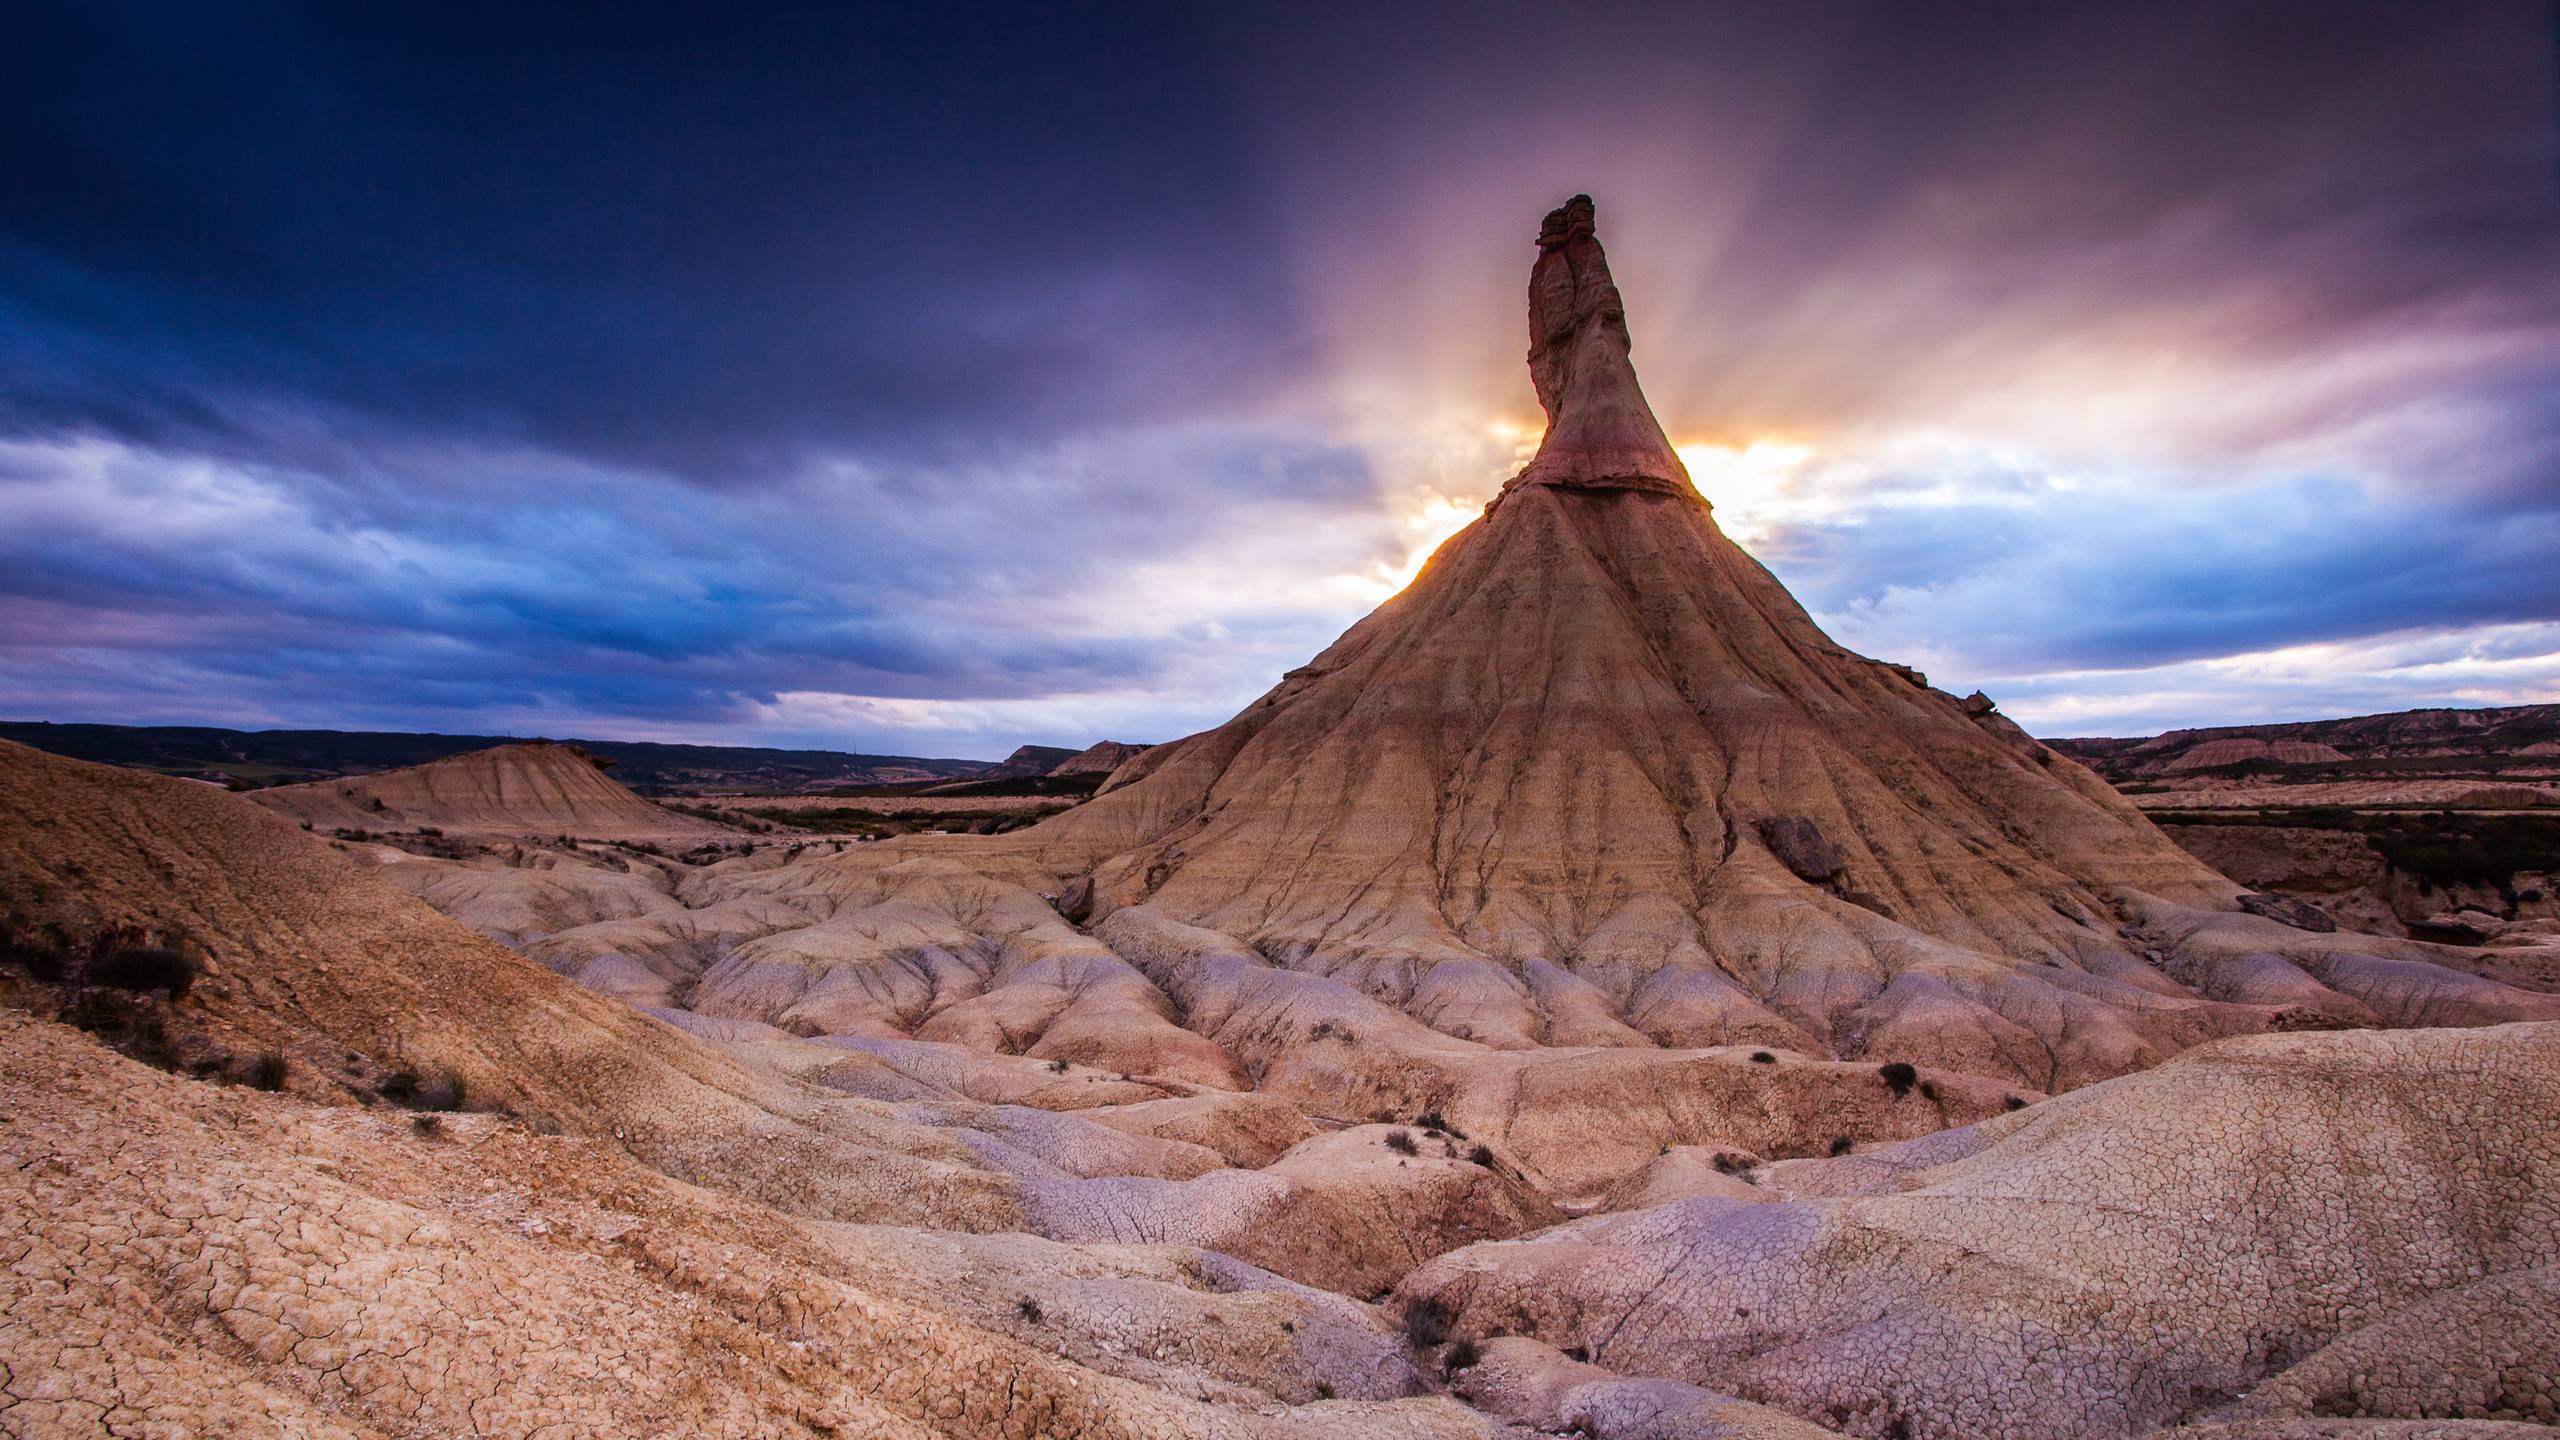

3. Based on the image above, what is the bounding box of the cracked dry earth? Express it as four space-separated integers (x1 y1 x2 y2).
9 726 2560 1440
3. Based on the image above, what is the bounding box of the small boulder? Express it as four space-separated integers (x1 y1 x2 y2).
2417 909 2505 943
2238 893 2338 933
1758 817 1843 884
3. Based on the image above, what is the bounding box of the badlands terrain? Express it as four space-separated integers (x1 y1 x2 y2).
6 198 2558 1438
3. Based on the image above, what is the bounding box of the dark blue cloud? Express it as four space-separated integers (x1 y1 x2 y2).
0 2 1305 478
2 2 2555 753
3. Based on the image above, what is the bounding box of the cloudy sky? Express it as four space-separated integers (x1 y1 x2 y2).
4 3 2555 758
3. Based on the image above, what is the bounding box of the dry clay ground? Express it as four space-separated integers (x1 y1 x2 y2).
6 740 2560 1438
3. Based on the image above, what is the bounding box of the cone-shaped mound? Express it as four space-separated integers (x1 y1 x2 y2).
1045 476 2228 961
253 740 735 840
1038 195 2229 964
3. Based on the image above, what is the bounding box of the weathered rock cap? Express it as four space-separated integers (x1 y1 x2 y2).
1503 194 1696 504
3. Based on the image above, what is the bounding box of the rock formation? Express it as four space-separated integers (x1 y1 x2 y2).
2163 738 2352 771
2053 703 2560 782
8 196 2559 1439
1012 196 2554 1083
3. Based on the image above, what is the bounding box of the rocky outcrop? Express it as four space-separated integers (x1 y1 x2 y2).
2164 820 2560 945
1505 194 1694 499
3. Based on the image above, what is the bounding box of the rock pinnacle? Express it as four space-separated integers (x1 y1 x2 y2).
1506 194 1694 501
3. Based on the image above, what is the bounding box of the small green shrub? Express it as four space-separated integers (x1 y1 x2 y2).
1401 1297 1453 1349
1384 1129 1419 1156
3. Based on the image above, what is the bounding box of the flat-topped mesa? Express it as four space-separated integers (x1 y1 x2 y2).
1504 194 1695 502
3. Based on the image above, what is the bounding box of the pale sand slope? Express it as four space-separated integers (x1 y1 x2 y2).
1398 1023 2560 1438
399 822 2557 1199
251 738 739 840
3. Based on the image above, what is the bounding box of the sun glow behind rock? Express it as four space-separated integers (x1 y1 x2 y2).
1378 491 1484 594
1675 438 1817 546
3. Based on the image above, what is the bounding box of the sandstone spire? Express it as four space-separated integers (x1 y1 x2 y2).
1507 194 1694 499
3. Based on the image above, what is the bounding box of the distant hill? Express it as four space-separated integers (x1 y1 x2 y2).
977 744 1083 779
2043 705 2560 944
1047 740 1152 777
252 741 741 838
0 720 987 794
2048 703 2560 784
